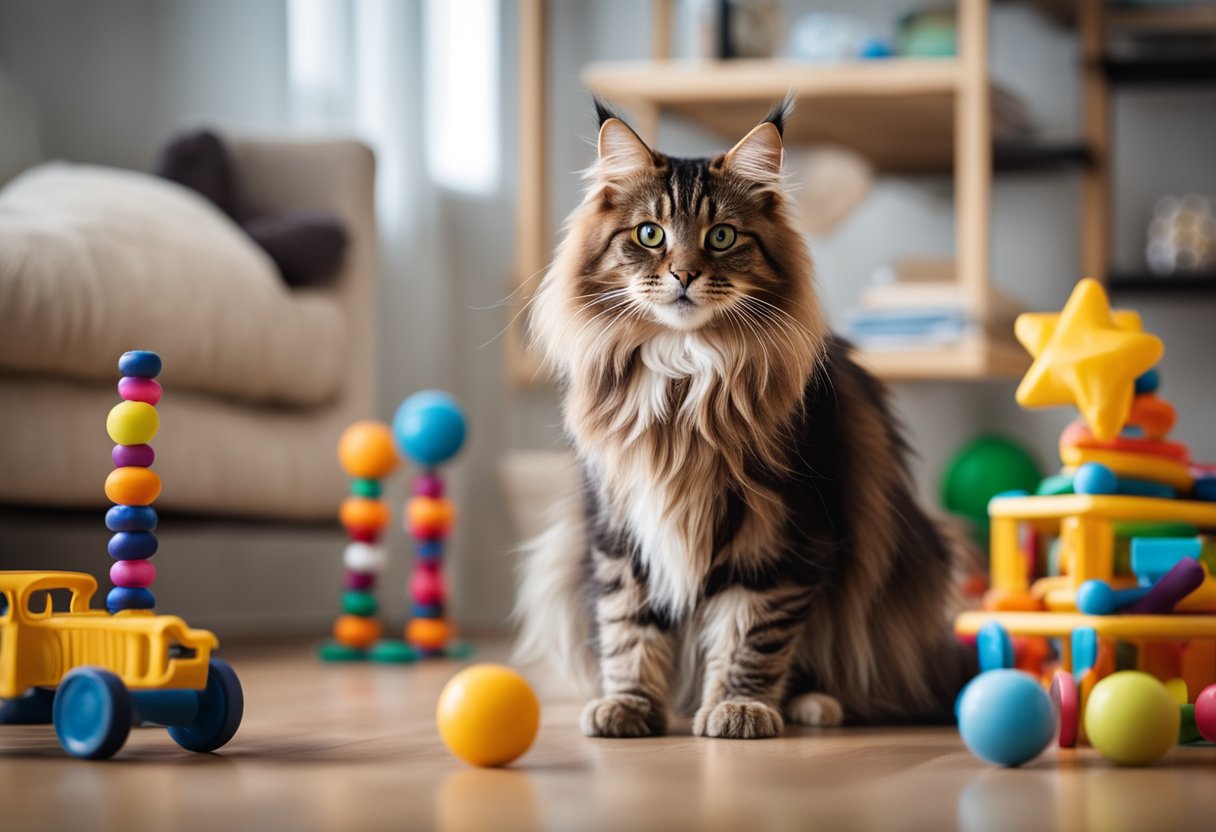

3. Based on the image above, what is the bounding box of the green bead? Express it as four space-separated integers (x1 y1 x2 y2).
343 590 378 617
1180 704 1204 744
444 639 476 660
351 478 382 498
1036 474 1074 496
318 641 367 662
369 640 419 664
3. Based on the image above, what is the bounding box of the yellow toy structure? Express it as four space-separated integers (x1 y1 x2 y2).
955 279 1216 714
0 571 216 701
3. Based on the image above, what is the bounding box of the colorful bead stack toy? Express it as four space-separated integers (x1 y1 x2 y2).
104 350 164 615
319 420 401 662
392 390 471 659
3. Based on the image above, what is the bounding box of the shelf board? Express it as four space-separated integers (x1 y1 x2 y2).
1108 272 1216 296
854 334 1030 382
1104 54 1216 84
583 59 1085 174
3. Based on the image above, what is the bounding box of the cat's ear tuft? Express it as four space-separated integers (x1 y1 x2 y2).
598 117 653 178
724 121 784 185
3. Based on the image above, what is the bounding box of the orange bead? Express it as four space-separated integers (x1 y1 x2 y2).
1127 394 1176 440
407 617 452 651
104 466 162 506
407 496 455 537
337 420 399 480
340 497 390 531
333 614 382 648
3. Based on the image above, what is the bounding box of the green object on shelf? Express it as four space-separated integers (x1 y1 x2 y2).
1037 474 1075 496
351 478 383 498
369 640 419 664
318 641 367 662
897 10 956 58
342 590 378 617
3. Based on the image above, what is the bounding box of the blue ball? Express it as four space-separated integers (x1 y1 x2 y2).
1134 368 1160 395
1076 580 1117 615
118 350 162 379
392 390 467 466
106 586 156 613
957 669 1055 767
1074 462 1118 495
412 602 445 618
105 505 158 532
108 531 159 560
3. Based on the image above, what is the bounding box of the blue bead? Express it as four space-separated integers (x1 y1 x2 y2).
1134 368 1160 395
105 505 158 532
106 586 155 613
977 622 1014 672
108 531 158 560
417 540 444 561
412 602 445 618
1195 477 1216 502
1116 479 1175 499
1074 462 1118 495
118 350 162 379
392 390 467 466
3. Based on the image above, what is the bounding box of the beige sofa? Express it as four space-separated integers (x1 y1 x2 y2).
0 136 377 521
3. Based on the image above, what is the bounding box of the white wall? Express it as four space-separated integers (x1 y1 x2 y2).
2 0 1215 631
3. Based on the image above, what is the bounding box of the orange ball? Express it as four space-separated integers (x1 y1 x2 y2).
338 420 399 479
333 614 382 648
407 496 455 537
104 467 162 506
1127 394 1176 440
407 617 452 651
340 497 390 531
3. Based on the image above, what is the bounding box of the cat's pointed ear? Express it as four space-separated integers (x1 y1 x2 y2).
598 118 654 178
723 121 784 184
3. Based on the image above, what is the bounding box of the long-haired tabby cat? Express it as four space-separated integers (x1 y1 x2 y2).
516 100 974 739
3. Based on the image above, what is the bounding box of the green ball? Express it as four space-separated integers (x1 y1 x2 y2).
342 590 378 617
1084 671 1179 765
369 640 419 664
942 435 1042 522
351 478 382 498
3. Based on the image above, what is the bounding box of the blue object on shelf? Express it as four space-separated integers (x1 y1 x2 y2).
1131 537 1203 587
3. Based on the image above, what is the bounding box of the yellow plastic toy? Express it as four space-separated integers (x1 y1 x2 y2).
0 571 242 759
1015 278 1163 440
956 280 1216 734
436 664 540 767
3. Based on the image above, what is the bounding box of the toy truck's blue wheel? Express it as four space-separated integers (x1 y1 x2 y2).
53 668 133 759
167 658 243 753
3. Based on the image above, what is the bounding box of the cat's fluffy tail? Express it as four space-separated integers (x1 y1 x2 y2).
513 496 599 696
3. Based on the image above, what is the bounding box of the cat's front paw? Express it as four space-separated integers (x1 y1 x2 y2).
581 693 667 738
785 692 845 727
693 699 783 739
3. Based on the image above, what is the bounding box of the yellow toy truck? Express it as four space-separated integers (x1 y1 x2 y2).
0 571 243 759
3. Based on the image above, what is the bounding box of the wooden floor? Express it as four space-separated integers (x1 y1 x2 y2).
4 640 1216 832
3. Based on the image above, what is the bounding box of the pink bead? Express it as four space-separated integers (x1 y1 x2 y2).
118 376 163 405
410 565 445 605
113 444 155 468
413 473 445 498
345 570 376 591
110 559 156 588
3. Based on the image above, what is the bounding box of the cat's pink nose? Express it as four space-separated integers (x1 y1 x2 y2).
670 269 701 289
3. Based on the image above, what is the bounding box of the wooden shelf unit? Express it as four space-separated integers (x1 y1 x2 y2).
509 0 1069 385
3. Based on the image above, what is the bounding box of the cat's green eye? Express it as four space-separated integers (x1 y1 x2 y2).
705 224 737 252
634 223 665 249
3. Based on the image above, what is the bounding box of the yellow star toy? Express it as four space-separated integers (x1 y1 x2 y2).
1015 278 1163 440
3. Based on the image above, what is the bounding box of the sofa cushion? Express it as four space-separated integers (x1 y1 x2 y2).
0 163 346 407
